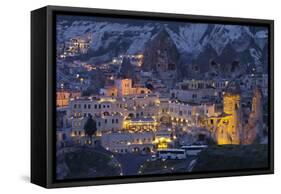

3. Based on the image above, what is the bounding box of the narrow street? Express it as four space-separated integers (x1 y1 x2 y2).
114 153 151 175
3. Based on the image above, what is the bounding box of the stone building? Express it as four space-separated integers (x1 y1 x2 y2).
56 89 81 107
205 91 242 145
217 92 242 144
170 79 229 104
100 78 151 97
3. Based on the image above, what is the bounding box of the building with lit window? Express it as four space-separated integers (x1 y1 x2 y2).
154 129 174 149
63 35 92 56
123 117 158 132
158 99 218 127
56 89 81 107
95 112 123 133
68 97 120 118
170 79 229 103
100 78 151 97
101 131 155 154
99 86 118 97
204 91 242 145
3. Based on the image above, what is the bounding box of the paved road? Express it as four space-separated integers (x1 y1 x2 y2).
57 144 198 177
187 159 197 172
146 156 197 174
114 153 151 175
89 144 151 175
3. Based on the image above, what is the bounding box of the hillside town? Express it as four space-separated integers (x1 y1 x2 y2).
56 20 269 179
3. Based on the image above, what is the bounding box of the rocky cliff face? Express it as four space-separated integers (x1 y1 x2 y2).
57 16 269 79
119 57 135 79
142 28 180 87
243 88 265 144
143 28 179 72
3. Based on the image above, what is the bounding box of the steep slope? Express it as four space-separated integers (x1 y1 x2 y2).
57 16 269 77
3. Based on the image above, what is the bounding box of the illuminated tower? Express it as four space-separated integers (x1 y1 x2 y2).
115 79 132 96
217 92 242 144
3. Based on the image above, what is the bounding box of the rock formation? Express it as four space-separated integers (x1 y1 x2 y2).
143 28 179 88
243 87 264 144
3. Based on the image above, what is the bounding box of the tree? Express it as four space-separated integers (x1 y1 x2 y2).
83 114 97 144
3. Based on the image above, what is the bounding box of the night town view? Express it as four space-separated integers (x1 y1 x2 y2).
56 15 269 180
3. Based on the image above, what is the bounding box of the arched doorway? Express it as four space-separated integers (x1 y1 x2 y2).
128 113 134 118
142 147 151 153
160 115 171 124
103 111 110 116
132 147 140 153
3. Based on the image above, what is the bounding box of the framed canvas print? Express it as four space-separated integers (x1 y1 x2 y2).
31 5 274 188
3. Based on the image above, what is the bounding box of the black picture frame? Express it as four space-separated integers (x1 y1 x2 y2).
31 5 274 188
